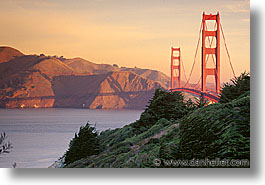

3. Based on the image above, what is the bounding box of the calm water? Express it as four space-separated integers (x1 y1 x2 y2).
0 108 142 168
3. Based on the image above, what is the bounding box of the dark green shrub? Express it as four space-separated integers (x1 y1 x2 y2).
0 132 12 155
110 141 133 151
132 88 189 132
146 138 160 145
220 72 250 103
99 125 136 150
64 123 100 165
176 93 250 162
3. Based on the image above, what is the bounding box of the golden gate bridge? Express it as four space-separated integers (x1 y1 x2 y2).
170 12 236 103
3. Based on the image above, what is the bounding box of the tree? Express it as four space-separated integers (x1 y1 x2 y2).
132 88 189 132
0 132 12 155
64 122 100 165
194 95 207 108
219 72 250 103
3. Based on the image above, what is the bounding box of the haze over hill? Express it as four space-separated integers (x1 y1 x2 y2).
0 46 167 109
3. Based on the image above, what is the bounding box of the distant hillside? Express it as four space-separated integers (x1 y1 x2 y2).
52 71 161 109
0 55 76 108
64 58 119 74
120 67 169 88
0 46 224 109
0 47 165 109
65 58 169 88
0 46 24 63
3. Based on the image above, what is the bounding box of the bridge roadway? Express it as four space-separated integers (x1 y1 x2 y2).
170 88 220 103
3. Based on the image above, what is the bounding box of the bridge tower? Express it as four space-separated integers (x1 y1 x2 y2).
171 47 181 89
202 12 220 93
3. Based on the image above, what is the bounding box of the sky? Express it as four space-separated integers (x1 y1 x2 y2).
0 0 249 83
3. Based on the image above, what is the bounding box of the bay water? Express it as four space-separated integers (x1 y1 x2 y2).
0 108 142 168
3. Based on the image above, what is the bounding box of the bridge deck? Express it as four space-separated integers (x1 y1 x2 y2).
170 88 220 103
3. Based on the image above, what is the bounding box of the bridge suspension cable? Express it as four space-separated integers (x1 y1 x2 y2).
172 12 236 99
180 55 188 83
205 20 235 90
220 22 236 78
194 76 201 89
183 21 203 88
204 21 236 89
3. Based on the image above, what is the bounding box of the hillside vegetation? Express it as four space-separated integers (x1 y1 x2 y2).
63 73 250 168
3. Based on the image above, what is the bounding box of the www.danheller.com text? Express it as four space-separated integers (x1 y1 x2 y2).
153 158 250 167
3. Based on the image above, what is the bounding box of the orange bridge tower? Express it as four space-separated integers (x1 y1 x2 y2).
171 47 181 89
201 12 220 93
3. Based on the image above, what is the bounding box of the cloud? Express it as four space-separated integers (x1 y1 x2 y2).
222 0 249 13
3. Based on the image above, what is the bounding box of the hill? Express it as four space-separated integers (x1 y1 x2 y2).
62 88 250 168
0 71 162 109
0 47 165 109
59 73 250 168
0 46 224 109
52 71 162 109
120 67 169 88
65 58 169 88
0 46 24 63
64 57 118 74
0 55 76 108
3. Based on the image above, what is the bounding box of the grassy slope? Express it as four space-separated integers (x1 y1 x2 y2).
65 90 250 168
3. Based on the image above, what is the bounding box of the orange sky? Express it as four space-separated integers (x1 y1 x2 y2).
0 0 249 83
